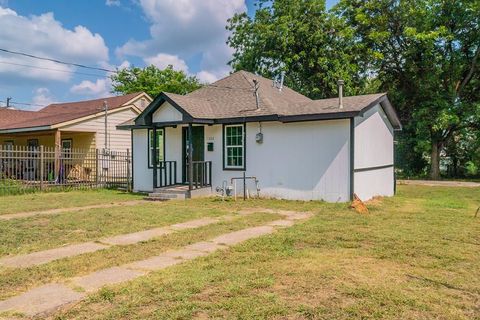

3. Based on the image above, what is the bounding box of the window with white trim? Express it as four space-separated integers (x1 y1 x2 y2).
224 124 245 169
148 129 165 167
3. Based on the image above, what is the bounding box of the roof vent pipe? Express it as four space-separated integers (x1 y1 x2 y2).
253 79 260 109
279 71 285 92
337 79 344 109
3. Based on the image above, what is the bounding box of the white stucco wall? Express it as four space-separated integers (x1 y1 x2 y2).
354 104 394 200
152 102 183 122
132 120 351 201
132 129 152 192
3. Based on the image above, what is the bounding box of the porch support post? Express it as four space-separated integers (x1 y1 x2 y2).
152 126 158 189
54 129 61 183
188 123 193 191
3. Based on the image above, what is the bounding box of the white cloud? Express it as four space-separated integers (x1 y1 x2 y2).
116 0 246 81
105 0 121 6
144 53 189 73
32 88 55 109
0 6 109 83
196 70 218 83
70 78 111 98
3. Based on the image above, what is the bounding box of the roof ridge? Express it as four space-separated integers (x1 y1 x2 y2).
43 92 141 108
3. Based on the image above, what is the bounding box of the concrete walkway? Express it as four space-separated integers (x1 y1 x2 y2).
398 179 480 188
0 217 222 268
0 200 148 221
0 209 311 318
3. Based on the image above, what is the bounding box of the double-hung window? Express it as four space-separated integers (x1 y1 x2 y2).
148 129 165 167
224 124 245 170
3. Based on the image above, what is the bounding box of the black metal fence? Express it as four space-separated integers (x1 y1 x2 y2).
0 145 131 195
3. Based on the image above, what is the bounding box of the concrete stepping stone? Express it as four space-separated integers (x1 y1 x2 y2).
0 200 146 221
184 241 227 253
211 226 275 246
282 212 312 220
0 284 84 317
101 227 174 246
72 267 146 292
125 242 226 272
0 242 109 268
125 255 181 271
268 219 295 227
170 217 219 230
163 248 209 260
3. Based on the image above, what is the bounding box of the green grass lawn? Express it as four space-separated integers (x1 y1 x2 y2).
0 185 479 319
0 189 143 215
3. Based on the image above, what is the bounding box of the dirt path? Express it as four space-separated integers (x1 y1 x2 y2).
0 209 312 318
398 179 480 188
0 200 147 221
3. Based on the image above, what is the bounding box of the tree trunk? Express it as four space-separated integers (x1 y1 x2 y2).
430 141 441 180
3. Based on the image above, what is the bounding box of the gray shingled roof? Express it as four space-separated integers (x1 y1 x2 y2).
130 71 401 129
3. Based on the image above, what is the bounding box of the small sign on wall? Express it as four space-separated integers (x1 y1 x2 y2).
207 142 214 151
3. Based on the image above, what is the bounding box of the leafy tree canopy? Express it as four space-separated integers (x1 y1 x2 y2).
111 65 202 98
227 0 373 99
337 0 480 178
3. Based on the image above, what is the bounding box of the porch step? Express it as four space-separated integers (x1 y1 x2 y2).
153 188 189 195
144 192 186 201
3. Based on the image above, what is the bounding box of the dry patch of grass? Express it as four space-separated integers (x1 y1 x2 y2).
0 189 143 215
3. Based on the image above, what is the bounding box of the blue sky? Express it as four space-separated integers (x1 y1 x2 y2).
0 0 337 110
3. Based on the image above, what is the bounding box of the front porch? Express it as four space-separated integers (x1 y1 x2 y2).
0 129 96 183
0 129 95 151
147 124 213 200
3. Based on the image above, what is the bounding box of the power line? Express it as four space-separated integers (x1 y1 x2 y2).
0 100 46 108
0 48 117 73
0 60 108 78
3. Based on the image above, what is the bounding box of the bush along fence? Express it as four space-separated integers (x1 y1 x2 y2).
0 145 131 195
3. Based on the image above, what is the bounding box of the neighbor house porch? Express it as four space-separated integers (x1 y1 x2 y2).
0 129 96 182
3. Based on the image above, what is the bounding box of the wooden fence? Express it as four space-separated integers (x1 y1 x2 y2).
0 145 131 195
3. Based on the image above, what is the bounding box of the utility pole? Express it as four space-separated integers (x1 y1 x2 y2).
103 100 108 152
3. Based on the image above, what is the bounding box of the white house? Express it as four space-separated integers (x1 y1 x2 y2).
119 71 401 202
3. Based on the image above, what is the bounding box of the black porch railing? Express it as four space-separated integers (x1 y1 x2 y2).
187 161 212 189
155 161 177 188
154 160 212 190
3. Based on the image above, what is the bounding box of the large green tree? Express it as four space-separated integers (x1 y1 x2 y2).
337 0 480 179
111 65 202 98
226 0 372 99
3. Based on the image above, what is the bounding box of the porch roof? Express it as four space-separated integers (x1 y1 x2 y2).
121 71 402 130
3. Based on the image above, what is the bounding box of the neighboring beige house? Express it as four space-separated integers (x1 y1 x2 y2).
0 92 152 151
